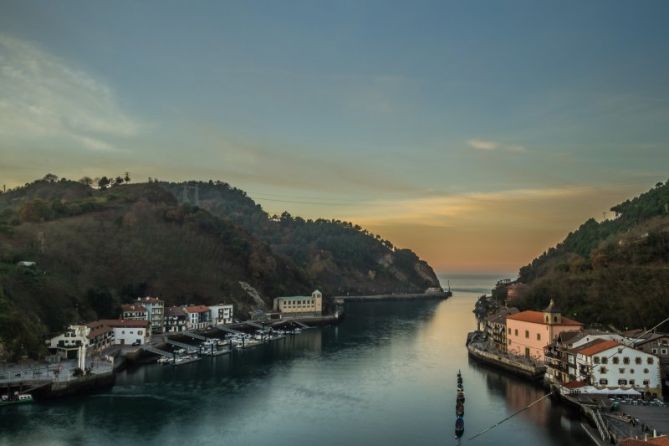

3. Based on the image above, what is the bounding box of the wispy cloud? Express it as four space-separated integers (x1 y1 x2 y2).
0 34 141 152
467 138 526 153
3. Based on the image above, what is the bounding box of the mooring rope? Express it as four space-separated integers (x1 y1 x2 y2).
466 391 555 441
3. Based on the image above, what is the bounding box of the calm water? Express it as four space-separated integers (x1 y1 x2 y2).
0 273 592 446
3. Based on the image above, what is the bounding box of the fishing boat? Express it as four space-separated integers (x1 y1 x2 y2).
454 370 465 438
1 392 33 407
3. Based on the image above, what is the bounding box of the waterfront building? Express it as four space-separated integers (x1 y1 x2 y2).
208 304 234 325
183 305 210 330
484 307 518 352
86 320 115 352
506 299 583 361
570 339 662 399
165 306 188 333
100 319 151 346
46 325 91 369
544 330 628 384
120 304 147 321
273 290 323 316
628 331 669 383
136 296 165 334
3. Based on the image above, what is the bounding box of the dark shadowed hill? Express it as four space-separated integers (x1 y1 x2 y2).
510 180 669 330
0 176 440 359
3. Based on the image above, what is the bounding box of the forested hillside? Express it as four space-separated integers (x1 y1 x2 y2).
514 180 669 329
0 176 440 360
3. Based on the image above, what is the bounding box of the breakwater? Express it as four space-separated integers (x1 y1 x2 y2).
336 291 451 302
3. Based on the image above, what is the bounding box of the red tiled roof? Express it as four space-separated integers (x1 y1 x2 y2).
86 321 113 339
619 436 669 446
121 304 146 312
576 339 619 356
183 305 209 313
563 380 587 389
98 319 150 329
506 310 583 326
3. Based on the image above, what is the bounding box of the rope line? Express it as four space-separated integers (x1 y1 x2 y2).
467 391 554 441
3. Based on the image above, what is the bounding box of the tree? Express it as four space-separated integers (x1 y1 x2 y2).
97 176 111 190
43 173 59 183
79 176 93 186
124 172 131 183
114 176 124 186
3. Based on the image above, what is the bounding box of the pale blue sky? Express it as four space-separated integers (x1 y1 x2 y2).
1 1 668 270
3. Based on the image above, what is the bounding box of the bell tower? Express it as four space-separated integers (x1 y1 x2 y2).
543 298 562 325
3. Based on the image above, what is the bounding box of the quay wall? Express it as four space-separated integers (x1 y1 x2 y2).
336 292 451 302
467 344 545 381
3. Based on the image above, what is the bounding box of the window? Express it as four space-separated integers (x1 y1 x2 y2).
619 368 625 374
599 379 608 385
508 328 511 335
515 329 518 336
629 379 635 385
647 357 654 365
643 379 650 386
602 357 608 364
553 316 558 323
613 357 619 364
662 349 668 355
138 330 143 335
630 369 635 374
635 357 642 365
623 357 630 365
537 333 541 341
525 330 529 339
594 357 600 364
618 379 628 385
652 348 658 354
508 339 511 345
644 368 649 374
600 366 607 374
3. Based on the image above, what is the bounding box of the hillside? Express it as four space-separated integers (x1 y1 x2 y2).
0 176 440 360
512 180 669 330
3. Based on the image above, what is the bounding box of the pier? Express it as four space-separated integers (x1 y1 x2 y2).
336 291 451 302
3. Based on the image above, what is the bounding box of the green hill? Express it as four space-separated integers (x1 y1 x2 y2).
0 176 440 360
514 180 669 330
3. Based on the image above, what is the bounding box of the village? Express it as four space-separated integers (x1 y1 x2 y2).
467 281 669 446
1 290 341 404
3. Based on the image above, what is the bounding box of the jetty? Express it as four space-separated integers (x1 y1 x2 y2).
466 331 545 380
336 291 451 302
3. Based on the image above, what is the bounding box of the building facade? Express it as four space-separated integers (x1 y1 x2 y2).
208 304 234 325
101 319 151 346
485 307 518 353
165 306 188 333
184 305 210 330
506 299 583 362
273 290 323 316
137 297 165 334
120 304 147 321
572 339 662 399
631 332 669 383
46 325 91 369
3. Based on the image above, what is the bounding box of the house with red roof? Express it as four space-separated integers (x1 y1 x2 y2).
572 338 662 399
506 299 583 362
183 305 211 330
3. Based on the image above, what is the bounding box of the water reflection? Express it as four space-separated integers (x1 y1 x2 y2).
0 293 594 446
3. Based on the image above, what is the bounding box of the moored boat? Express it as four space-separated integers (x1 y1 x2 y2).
0 392 33 407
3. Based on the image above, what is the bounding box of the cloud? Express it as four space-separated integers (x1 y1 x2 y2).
467 138 526 153
0 34 141 152
467 138 498 150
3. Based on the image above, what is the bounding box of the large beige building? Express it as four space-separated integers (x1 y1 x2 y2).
273 290 323 316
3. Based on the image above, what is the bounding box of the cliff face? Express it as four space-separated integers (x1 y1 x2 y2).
513 180 669 329
0 178 440 359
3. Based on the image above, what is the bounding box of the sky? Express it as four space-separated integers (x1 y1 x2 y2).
1 1 668 273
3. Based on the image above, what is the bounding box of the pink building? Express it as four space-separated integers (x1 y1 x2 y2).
506 299 583 362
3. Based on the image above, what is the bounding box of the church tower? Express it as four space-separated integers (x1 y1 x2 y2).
543 298 562 325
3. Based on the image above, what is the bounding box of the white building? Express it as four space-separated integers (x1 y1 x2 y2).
137 297 165 334
573 339 662 399
46 325 90 369
183 305 210 330
208 304 234 325
120 303 147 321
103 319 151 346
273 290 323 316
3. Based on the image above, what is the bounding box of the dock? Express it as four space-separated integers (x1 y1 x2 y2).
466 331 545 380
